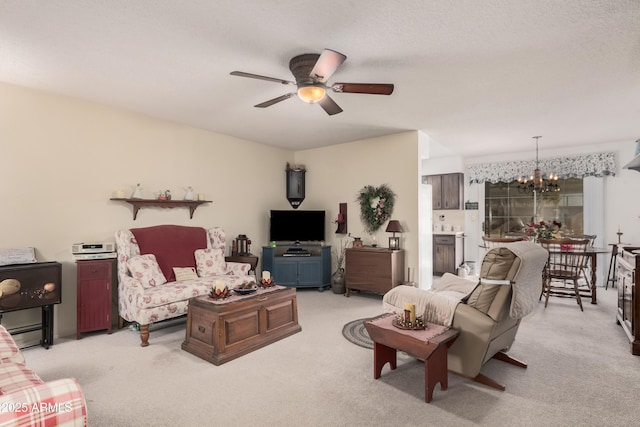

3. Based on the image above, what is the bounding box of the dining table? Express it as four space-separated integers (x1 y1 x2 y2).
480 241 609 304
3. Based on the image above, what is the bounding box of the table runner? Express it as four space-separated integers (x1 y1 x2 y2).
368 313 450 342
198 285 286 306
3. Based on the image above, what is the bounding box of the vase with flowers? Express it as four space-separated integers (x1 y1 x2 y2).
331 238 348 294
526 220 562 241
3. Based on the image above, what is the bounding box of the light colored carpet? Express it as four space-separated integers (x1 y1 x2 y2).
23 286 640 427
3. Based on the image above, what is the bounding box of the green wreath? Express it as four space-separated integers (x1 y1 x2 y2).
357 184 396 233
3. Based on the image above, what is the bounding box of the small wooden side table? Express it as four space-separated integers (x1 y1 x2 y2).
364 314 459 403
225 254 259 276
76 258 116 339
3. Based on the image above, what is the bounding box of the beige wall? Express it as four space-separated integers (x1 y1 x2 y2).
294 131 421 284
0 82 293 344
1 82 422 344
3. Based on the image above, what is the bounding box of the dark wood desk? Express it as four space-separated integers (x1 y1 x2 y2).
0 262 62 348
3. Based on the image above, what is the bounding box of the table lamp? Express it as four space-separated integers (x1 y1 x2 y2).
385 220 403 249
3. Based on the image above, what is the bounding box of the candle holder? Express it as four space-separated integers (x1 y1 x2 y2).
335 202 347 234
617 231 623 244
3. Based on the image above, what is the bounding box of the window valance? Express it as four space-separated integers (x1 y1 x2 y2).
467 152 616 184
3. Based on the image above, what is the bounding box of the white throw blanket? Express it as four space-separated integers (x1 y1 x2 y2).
382 242 548 326
501 242 549 318
423 273 476 326
426 242 549 321
382 273 476 327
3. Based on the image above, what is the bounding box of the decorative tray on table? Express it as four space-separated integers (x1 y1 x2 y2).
392 314 427 330
233 283 258 295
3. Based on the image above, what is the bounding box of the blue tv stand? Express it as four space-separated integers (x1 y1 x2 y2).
262 245 331 291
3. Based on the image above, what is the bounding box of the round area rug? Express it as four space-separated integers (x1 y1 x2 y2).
342 318 374 349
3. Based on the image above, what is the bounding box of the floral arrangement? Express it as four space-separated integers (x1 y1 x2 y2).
357 184 396 233
526 220 562 240
332 237 350 273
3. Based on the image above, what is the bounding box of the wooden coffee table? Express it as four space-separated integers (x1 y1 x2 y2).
364 314 459 403
182 286 301 365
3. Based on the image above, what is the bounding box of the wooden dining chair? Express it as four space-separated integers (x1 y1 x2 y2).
564 234 597 297
538 238 590 311
482 236 526 249
564 234 596 247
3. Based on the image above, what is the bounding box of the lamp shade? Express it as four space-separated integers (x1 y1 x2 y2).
385 220 403 233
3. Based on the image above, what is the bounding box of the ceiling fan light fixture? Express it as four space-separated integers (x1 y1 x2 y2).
297 84 326 103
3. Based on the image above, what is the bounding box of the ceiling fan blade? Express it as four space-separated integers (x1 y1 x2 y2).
254 93 295 108
230 71 295 86
318 95 343 115
309 49 347 82
331 83 394 95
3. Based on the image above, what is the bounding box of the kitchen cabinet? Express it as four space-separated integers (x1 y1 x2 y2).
433 234 464 275
424 173 464 209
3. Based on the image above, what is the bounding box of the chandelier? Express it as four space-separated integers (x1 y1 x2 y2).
517 136 560 193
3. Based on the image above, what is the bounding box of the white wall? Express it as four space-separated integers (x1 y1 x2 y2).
0 82 292 344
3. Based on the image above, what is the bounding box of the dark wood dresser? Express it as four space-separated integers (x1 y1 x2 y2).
616 246 640 355
344 247 404 297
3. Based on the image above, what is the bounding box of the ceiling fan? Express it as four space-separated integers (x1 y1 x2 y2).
230 49 394 115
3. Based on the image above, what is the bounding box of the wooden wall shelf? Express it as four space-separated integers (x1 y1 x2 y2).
110 198 212 220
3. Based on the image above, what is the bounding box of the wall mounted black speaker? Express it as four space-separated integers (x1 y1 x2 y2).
286 168 306 209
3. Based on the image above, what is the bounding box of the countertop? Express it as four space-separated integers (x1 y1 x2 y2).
433 231 465 236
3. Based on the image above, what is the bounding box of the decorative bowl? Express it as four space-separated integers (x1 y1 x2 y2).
209 286 230 299
258 278 276 288
233 282 258 295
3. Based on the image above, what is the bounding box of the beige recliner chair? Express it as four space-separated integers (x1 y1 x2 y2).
382 241 548 390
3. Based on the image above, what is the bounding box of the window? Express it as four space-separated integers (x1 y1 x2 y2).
484 178 583 236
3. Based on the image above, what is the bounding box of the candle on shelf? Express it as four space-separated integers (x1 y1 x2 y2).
403 303 416 324
262 271 271 281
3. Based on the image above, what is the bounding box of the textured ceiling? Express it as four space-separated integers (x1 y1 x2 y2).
1 0 639 157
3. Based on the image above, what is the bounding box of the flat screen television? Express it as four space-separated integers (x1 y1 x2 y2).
269 210 325 243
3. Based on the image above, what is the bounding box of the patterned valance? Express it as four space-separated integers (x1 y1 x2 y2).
467 152 616 184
